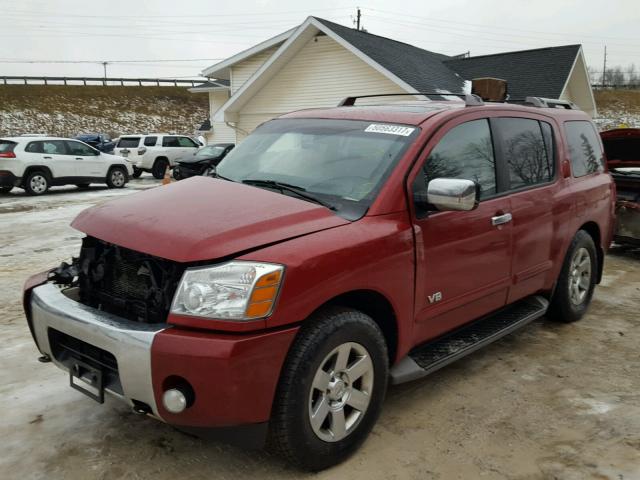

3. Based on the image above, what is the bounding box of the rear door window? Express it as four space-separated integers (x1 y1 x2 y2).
564 121 605 177
144 136 158 147
117 137 141 148
42 140 68 155
493 118 554 190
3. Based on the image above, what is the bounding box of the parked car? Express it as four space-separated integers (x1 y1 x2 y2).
74 134 115 154
0 136 133 195
173 143 235 180
600 128 640 245
23 93 614 470
113 134 201 179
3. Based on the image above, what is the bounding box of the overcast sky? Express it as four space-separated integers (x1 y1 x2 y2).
1 0 638 80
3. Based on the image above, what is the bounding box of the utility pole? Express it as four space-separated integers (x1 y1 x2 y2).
602 46 607 87
102 61 108 86
356 7 361 31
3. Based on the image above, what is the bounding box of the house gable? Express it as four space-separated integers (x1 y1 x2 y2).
559 48 597 117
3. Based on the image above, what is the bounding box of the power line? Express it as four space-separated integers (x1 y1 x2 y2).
0 58 224 64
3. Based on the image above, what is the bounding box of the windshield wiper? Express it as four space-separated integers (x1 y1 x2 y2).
242 179 337 211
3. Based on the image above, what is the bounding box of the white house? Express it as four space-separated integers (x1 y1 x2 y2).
191 16 596 144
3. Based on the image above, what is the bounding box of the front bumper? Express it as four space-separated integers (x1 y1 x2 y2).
29 283 163 415
26 281 299 431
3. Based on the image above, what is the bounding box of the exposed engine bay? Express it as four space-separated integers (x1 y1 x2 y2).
51 237 185 323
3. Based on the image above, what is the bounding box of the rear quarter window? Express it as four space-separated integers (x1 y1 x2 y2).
0 140 17 153
564 121 605 177
117 137 141 148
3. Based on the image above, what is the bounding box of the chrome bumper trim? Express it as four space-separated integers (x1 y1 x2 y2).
30 283 165 417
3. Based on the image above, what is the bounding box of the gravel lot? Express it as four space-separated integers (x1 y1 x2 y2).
1 178 639 480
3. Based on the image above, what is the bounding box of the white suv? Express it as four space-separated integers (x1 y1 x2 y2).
114 134 201 179
0 137 133 195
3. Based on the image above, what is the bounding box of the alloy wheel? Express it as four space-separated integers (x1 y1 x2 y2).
568 247 592 305
308 342 374 442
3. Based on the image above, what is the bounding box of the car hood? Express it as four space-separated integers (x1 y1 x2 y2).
71 176 349 262
601 128 640 168
178 156 212 165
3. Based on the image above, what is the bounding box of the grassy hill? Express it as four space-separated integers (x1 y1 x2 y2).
593 89 640 130
0 85 209 138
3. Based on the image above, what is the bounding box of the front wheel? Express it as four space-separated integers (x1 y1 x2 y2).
547 230 598 323
106 167 128 188
269 307 388 471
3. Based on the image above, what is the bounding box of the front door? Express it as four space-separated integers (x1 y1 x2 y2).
410 117 513 343
65 140 107 178
39 140 75 178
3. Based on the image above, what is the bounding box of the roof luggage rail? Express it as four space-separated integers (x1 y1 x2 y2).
337 92 484 107
523 97 577 110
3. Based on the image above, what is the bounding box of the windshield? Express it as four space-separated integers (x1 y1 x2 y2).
216 118 418 218
197 145 226 158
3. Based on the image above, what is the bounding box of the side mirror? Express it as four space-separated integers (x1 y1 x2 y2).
417 178 479 212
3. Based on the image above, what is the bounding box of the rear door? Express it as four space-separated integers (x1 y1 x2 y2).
161 136 183 164
490 116 562 302
65 140 107 178
409 116 513 343
28 140 75 178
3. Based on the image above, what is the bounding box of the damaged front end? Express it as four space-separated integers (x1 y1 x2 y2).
601 128 640 245
51 237 185 324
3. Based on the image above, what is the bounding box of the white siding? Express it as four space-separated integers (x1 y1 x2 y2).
207 90 236 143
230 46 280 94
235 35 406 137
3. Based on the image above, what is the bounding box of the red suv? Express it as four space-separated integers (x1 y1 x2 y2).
23 94 615 470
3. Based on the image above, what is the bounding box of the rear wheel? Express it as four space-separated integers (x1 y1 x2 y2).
548 230 597 323
106 167 128 188
152 158 169 179
269 307 388 471
0 186 12 194
24 171 49 195
131 167 143 178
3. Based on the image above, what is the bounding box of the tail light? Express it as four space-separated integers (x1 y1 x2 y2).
0 152 16 158
137 147 147 155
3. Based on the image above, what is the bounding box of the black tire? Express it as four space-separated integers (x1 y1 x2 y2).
106 166 128 188
269 307 388 471
152 158 169 179
173 167 183 181
76 183 90 189
131 167 143 178
24 171 49 195
547 230 598 323
0 186 12 194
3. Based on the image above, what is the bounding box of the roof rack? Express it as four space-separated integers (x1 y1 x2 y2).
337 92 484 107
522 97 577 110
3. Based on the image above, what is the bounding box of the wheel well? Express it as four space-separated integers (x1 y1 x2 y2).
22 166 52 185
324 290 398 362
578 221 603 283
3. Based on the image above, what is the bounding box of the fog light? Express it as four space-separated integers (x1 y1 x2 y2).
162 388 187 413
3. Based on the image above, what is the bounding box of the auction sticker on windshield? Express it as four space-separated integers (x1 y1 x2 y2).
365 124 415 136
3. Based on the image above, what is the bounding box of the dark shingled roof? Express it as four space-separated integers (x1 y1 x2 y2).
444 45 581 99
314 17 466 94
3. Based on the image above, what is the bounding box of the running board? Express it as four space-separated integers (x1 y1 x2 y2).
390 295 549 385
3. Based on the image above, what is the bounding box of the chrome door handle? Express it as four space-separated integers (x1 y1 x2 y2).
491 213 512 226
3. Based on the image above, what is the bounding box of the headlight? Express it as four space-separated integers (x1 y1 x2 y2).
171 261 284 321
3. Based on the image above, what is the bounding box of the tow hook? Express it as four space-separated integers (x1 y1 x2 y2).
132 401 152 415
37 354 51 363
